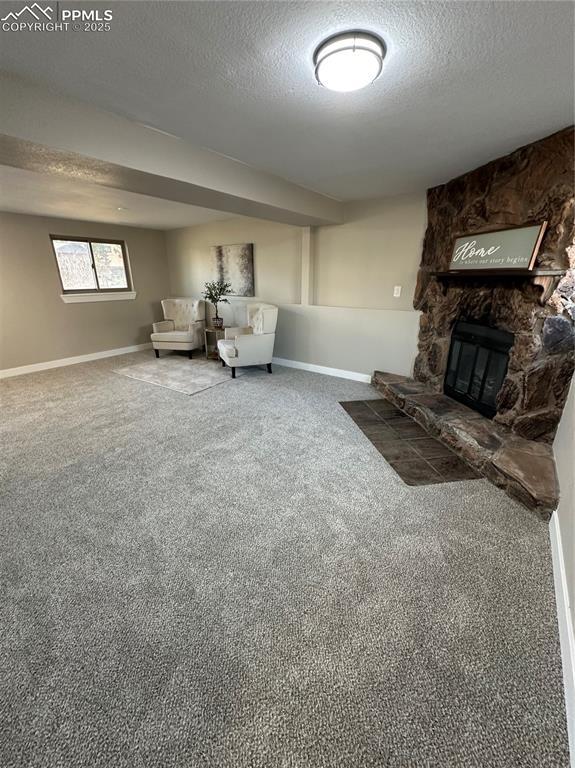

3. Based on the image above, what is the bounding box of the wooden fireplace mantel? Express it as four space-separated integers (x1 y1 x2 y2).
429 268 566 304
430 268 565 278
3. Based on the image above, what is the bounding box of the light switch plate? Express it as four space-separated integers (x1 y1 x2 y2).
393 285 402 298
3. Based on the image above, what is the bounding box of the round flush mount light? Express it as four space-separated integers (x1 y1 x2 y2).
314 31 386 92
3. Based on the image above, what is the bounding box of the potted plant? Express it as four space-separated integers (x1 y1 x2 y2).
202 280 233 328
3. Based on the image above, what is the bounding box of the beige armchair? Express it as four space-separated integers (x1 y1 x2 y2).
217 303 278 378
151 298 205 358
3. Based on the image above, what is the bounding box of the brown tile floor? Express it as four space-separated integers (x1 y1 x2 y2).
340 399 482 486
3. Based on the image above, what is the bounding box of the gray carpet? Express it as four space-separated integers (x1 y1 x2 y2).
0 351 569 767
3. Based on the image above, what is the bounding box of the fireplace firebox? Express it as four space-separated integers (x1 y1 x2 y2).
444 320 514 418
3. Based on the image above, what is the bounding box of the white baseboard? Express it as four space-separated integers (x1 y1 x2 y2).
2 349 369 383
272 356 371 383
0 343 152 379
550 513 575 765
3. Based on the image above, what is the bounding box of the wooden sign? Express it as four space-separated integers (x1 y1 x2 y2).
449 222 547 271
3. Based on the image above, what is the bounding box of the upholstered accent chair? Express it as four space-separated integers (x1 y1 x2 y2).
217 303 278 378
151 298 205 358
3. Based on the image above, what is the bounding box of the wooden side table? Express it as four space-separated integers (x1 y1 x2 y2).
204 327 226 360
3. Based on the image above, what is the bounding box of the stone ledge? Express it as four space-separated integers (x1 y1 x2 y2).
372 370 558 520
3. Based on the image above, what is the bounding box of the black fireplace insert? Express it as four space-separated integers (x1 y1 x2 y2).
444 320 514 418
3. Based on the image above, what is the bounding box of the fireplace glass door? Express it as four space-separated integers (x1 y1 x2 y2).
444 320 514 418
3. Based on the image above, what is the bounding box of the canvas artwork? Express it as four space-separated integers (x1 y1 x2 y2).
211 243 255 296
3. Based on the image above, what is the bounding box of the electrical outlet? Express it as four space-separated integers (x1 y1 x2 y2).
393 285 402 298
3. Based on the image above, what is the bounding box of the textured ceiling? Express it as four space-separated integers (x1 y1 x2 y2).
0 1 573 200
0 166 235 229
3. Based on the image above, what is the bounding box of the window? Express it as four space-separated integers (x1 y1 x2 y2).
51 236 131 294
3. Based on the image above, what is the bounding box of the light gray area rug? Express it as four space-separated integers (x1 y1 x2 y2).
113 353 238 395
0 351 569 767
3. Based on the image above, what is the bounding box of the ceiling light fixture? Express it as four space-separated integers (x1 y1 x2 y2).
314 31 386 92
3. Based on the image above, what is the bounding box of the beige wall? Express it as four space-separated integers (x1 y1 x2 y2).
313 194 426 311
274 305 420 377
0 213 169 370
166 217 302 306
165 193 425 377
552 379 575 748
554 378 575 638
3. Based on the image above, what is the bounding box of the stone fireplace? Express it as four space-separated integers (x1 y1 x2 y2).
413 127 575 443
373 126 575 517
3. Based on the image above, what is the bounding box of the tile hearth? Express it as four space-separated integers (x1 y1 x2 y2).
371 371 559 519
340 400 481 486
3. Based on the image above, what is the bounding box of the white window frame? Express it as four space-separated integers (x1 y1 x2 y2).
50 235 137 303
